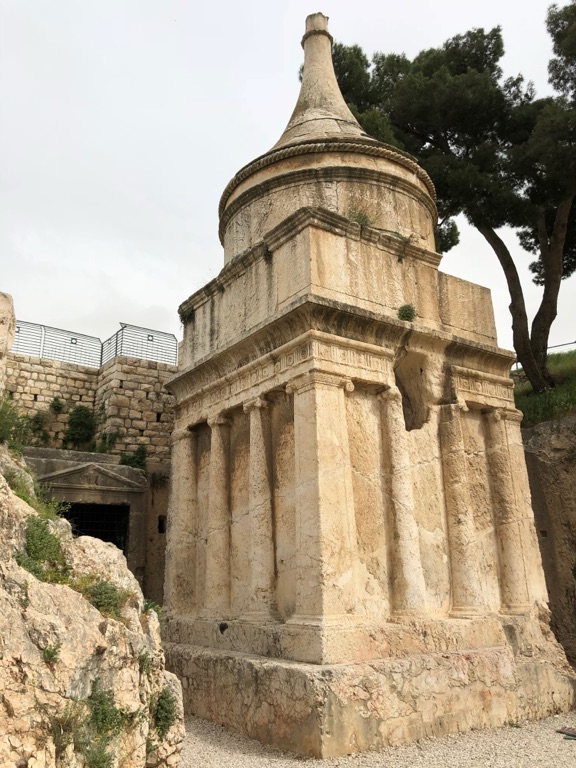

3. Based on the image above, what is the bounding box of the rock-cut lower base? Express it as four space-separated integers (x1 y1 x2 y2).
164 638 576 758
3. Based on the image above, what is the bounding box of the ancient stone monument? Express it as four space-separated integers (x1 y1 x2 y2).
163 13 575 757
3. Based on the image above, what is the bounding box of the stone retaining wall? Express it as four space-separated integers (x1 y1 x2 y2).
5 352 176 463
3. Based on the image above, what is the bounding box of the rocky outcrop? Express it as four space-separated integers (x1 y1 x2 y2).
0 292 15 395
524 417 576 662
0 449 184 767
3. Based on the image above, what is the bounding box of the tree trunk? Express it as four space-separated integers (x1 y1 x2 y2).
474 221 551 394
530 197 573 379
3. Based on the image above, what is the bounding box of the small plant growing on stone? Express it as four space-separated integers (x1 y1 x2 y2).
42 643 61 666
348 208 373 227
138 651 152 676
397 303 417 322
49 397 65 413
150 685 177 741
63 405 97 450
16 516 70 584
71 575 132 620
119 445 147 470
143 598 162 617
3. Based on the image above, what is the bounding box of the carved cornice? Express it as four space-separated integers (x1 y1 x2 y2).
219 138 436 219
218 166 437 245
178 207 441 320
170 328 395 421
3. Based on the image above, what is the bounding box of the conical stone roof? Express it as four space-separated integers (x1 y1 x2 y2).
271 13 375 149
219 13 436 263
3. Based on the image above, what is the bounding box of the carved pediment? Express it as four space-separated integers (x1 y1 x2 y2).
37 463 145 492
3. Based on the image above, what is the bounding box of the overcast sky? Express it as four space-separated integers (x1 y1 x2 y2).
1 0 574 354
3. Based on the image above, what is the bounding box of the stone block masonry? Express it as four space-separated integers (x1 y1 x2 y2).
5 353 176 463
164 12 576 757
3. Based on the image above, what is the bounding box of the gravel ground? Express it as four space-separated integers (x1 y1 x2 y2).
181 711 576 767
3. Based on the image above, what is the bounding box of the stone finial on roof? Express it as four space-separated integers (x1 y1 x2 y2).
271 12 372 149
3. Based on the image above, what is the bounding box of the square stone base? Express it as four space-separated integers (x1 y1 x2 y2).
165 630 576 757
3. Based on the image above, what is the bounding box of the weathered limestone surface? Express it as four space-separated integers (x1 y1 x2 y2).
164 12 576 758
524 417 576 662
0 292 16 394
0 448 184 767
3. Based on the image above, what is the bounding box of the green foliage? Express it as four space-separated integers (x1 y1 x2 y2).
96 431 120 453
16 516 69 584
42 701 86 762
119 445 147 470
0 396 31 449
143 598 162 617
29 411 50 446
42 681 129 768
49 397 65 414
42 643 60 665
397 304 417 322
87 680 129 736
5 469 66 522
151 686 177 741
71 575 132 620
547 0 576 100
332 15 576 394
347 208 373 226
64 405 97 450
435 219 460 254
515 350 576 424
138 651 152 676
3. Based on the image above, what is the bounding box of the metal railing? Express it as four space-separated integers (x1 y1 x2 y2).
10 321 178 368
11 321 102 367
101 323 178 365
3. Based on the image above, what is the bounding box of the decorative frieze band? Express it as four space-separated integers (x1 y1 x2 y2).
451 365 514 408
179 334 391 420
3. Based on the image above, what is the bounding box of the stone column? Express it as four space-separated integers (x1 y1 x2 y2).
204 415 231 617
243 396 277 619
378 387 427 617
164 426 198 616
484 408 532 613
287 371 359 624
439 403 484 616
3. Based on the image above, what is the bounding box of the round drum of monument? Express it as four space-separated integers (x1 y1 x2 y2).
218 13 437 263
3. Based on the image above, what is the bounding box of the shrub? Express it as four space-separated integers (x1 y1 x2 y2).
0 396 31 449
119 445 147 470
151 686 177 741
49 397 64 413
397 304 417 322
64 405 97 449
72 575 132 620
16 516 69 584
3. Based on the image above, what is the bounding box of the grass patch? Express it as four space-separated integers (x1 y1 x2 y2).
515 350 576 426
4 468 67 521
71 575 132 620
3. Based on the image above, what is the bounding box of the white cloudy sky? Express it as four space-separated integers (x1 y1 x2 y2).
1 0 574 352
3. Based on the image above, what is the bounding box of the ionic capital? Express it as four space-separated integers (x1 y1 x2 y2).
207 413 230 429
243 396 268 413
286 371 354 395
170 426 196 446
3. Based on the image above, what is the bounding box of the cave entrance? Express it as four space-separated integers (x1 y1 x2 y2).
63 503 130 554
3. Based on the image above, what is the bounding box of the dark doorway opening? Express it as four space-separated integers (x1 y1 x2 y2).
63 503 130 554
